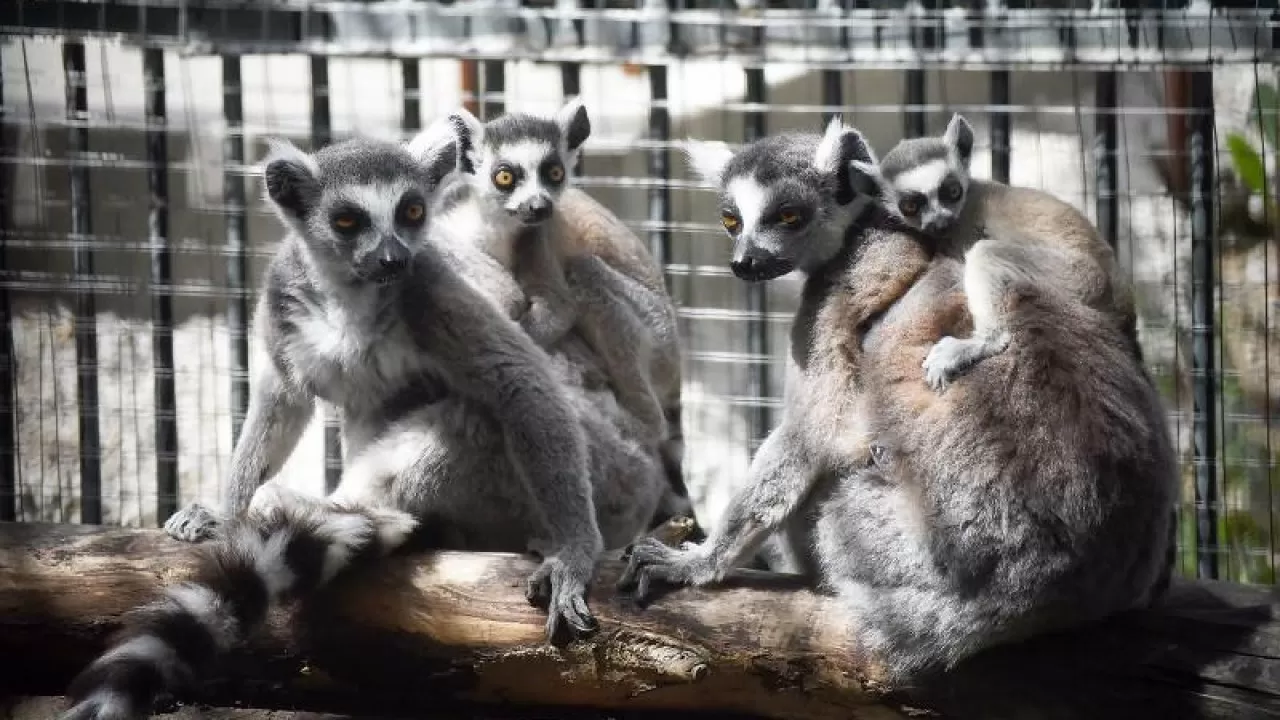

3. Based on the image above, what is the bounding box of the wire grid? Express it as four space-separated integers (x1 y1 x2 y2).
1 1 1279 586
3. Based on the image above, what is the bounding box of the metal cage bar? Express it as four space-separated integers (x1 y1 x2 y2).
648 64 672 286
744 65 772 445
1094 70 1119 250
1188 69 1219 580
310 54 343 494
63 41 103 525
482 61 506 120
403 59 421 134
0 47 15 522
224 56 251 453
144 48 179 523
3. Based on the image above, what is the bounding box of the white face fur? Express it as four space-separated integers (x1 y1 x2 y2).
859 112 977 236
683 116 876 281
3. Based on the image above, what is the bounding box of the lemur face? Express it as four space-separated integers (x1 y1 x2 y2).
863 113 977 236
442 98 591 228
684 117 877 281
262 137 437 285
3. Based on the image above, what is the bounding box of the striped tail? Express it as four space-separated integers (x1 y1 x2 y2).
59 495 417 720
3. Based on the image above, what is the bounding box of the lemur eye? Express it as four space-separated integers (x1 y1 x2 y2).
940 179 963 203
721 214 740 232
332 211 364 233
899 196 922 217
547 164 565 183
492 166 516 190
402 202 425 224
779 210 799 225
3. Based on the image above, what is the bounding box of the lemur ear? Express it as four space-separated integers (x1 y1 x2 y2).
814 117 878 205
445 107 484 174
944 113 974 166
556 96 591 154
261 138 320 220
849 159 887 200
682 139 735 188
407 115 463 187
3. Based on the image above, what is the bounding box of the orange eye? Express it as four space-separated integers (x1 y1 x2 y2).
899 197 921 217
333 214 358 231
404 203 425 222
721 214 739 232
779 211 799 225
493 168 515 189
548 165 565 182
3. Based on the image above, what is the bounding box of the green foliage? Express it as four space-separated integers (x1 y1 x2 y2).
1227 132 1268 195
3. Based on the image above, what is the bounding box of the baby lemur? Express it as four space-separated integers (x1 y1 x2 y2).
855 112 1141 391
67 136 669 720
619 117 1177 686
409 99 696 534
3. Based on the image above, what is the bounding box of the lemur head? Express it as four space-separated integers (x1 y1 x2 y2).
855 113 975 235
684 116 877 281
261 137 439 285
427 97 591 228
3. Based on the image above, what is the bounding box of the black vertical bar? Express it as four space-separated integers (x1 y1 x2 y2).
224 57 250 454
744 67 772 444
145 49 178 523
1094 71 1118 250
903 0 934 137
647 65 671 291
562 62 583 176
1188 70 1217 580
0 46 16 521
401 59 420 134
64 42 102 524
821 69 842 126
989 72 1011 185
481 61 505 120
310 55 342 494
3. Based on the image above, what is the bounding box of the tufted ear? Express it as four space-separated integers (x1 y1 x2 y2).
407 115 463 187
814 117 878 205
682 138 735 188
261 138 321 220
849 159 888 201
944 113 974 166
555 96 592 154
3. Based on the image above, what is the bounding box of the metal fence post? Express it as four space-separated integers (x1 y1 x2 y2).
63 41 103 524
0 47 16 521
309 55 343 494
744 66 772 445
224 56 250 456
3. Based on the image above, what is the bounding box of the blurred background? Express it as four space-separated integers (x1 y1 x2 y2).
1 0 1277 587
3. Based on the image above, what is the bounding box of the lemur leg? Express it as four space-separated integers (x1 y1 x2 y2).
563 254 668 447
618 423 816 600
921 238 1042 391
514 233 580 348
165 358 314 542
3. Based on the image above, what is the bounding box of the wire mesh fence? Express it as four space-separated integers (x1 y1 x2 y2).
1 0 1278 587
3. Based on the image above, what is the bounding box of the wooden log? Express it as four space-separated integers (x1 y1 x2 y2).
1 522 1280 720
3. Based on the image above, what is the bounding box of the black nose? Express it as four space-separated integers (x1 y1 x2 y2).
730 256 756 278
378 242 411 272
527 199 552 222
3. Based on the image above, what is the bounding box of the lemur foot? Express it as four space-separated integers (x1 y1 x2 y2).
163 502 221 543
524 552 600 645
921 333 1009 391
616 537 714 603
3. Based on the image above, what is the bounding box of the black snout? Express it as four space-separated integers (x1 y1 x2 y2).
924 217 954 234
730 255 794 282
369 238 412 282
518 196 554 224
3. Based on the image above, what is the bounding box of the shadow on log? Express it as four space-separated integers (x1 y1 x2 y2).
2 522 1280 719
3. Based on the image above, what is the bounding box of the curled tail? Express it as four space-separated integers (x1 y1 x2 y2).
60 494 417 720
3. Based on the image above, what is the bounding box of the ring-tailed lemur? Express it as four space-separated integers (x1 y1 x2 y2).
618 117 1177 686
854 112 1142 391
408 99 698 537
67 135 670 720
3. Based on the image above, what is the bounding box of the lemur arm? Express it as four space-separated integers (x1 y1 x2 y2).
618 421 817 597
222 353 316 515
513 232 579 348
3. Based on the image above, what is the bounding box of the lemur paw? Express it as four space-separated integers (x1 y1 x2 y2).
616 537 713 604
525 553 600 645
163 503 221 543
922 336 985 391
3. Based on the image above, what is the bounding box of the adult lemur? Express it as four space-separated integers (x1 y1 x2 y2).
63 136 668 719
408 98 696 533
854 112 1142 390
619 117 1177 685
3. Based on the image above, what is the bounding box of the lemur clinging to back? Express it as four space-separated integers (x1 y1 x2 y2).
853 112 1142 391
409 98 698 535
67 135 670 720
619 117 1177 686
